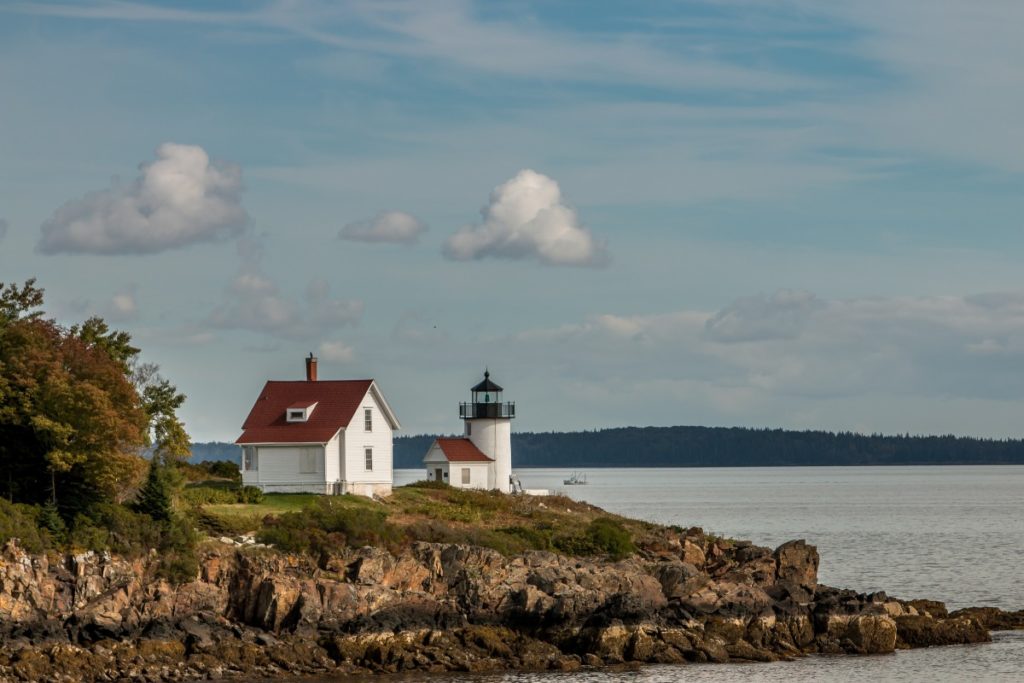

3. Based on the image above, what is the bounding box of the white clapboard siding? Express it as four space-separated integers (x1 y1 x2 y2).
342 387 393 490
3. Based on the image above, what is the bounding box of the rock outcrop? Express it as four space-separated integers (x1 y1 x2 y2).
0 530 1016 682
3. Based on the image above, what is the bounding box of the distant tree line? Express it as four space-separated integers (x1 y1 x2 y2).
192 427 1024 470
381 427 1024 469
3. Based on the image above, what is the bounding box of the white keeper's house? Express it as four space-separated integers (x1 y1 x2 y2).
422 370 516 492
236 354 400 497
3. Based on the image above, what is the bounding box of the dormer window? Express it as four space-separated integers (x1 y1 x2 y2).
286 401 318 422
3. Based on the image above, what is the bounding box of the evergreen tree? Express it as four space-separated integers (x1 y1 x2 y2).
135 457 176 522
38 500 66 542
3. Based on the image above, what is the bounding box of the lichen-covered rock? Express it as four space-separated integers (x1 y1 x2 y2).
0 528 1017 681
773 540 819 593
948 606 1024 631
895 614 990 648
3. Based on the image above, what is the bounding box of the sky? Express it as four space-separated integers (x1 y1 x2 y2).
2 1 1024 442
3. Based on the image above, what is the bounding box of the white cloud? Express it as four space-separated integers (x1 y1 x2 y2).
7 3 813 94
497 289 1024 427
38 143 246 254
318 340 355 363
106 285 139 322
205 246 362 339
443 169 608 267
55 285 139 323
340 210 426 244
705 290 823 343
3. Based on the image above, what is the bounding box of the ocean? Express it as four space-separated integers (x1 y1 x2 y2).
291 466 1024 682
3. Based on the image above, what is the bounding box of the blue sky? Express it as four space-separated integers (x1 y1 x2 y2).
2 1 1024 442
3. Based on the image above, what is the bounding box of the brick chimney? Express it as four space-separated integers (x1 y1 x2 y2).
305 352 318 381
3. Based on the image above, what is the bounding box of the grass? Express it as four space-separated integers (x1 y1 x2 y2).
190 483 706 561
201 493 324 532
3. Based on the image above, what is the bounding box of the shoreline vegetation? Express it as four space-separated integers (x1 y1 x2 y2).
0 482 1023 681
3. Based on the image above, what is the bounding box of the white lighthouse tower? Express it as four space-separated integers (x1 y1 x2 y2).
461 370 515 492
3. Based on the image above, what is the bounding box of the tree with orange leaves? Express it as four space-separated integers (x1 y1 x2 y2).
0 279 189 517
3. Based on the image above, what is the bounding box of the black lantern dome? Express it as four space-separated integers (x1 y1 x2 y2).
460 369 516 419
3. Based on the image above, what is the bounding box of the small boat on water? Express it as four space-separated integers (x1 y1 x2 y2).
563 472 588 485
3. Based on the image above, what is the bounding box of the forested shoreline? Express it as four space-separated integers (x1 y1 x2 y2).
193 427 1024 468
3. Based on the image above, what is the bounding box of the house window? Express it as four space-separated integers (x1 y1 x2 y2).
299 447 318 474
288 409 305 422
364 408 372 431
364 447 373 471
461 468 471 485
243 447 258 471
467 422 472 436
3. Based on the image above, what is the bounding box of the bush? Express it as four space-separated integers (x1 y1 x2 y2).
257 499 402 555
181 484 265 506
587 517 635 560
553 517 635 560
67 503 198 583
405 479 450 490
68 503 163 555
198 460 241 481
0 499 53 553
497 525 552 551
181 486 239 505
238 486 263 504
174 459 241 483
155 516 199 584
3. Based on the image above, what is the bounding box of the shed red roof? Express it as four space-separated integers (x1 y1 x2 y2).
435 438 493 462
236 380 373 444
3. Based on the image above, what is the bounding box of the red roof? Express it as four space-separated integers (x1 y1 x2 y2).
287 400 318 409
435 438 493 462
236 380 373 444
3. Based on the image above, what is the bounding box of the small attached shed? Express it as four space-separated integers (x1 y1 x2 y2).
423 437 494 489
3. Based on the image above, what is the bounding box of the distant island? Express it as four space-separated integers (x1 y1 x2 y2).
191 426 1024 468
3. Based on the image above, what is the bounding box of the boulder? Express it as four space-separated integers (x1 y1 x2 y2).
895 614 990 648
948 607 1024 631
773 540 819 593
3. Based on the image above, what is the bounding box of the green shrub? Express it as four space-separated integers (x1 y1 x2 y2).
404 480 450 490
0 499 52 553
238 486 263 504
198 460 241 481
587 518 635 560
181 484 265 506
68 503 163 555
257 499 402 556
155 516 199 584
553 517 635 560
181 486 239 505
496 525 552 551
174 459 241 483
68 504 198 584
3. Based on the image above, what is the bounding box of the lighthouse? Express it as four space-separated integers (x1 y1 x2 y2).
461 370 515 492
421 369 517 491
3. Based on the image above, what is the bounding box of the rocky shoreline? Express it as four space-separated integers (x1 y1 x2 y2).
0 529 1022 682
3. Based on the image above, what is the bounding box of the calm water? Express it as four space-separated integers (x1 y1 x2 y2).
305 467 1024 682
